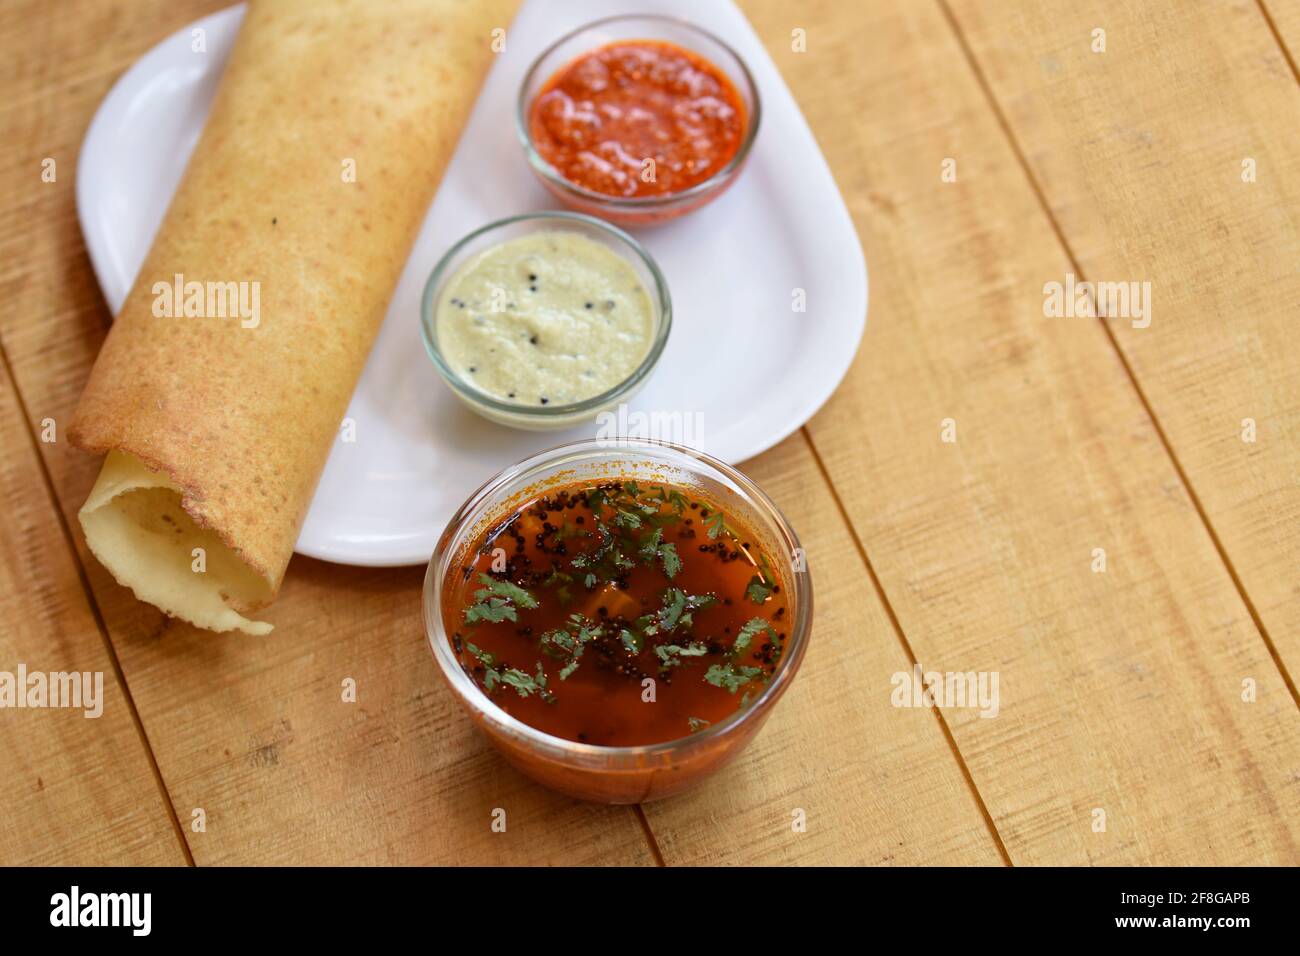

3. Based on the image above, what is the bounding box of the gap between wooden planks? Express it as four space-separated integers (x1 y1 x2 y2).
644 434 1005 865
945 0 1300 684
1259 0 1300 81
739 0 1300 864
0 351 185 864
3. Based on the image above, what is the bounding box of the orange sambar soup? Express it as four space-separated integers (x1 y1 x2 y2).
442 479 788 746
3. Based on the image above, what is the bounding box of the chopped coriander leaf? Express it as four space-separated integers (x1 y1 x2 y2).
654 642 709 668
622 589 717 655
622 588 714 649
654 485 689 514
656 589 687 631
637 527 664 562
500 663 555 702
704 509 737 540
464 597 517 624
466 642 552 702
732 617 775 657
465 641 496 668
539 614 600 675
637 527 682 579
677 591 717 631
539 628 576 656
569 523 634 583
499 667 538 695
475 573 537 608
619 628 643 654
745 574 774 605
464 573 537 624
466 641 506 692
687 716 711 733
659 542 682 579
686 592 718 611
704 663 764 693
559 647 584 680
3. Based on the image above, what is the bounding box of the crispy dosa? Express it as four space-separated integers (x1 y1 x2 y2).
70 0 519 633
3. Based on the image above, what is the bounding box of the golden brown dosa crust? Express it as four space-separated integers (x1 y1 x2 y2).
70 0 519 608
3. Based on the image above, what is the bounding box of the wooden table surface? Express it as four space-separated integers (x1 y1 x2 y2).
2 0 1298 866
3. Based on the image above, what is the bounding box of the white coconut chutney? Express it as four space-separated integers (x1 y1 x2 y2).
434 231 656 407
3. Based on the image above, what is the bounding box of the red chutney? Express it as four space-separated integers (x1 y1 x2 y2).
529 40 747 199
442 480 789 747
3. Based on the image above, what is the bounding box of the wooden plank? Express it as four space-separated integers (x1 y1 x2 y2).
946 0 1300 677
749 0 1300 863
1260 0 1300 76
0 358 186 865
0 0 653 865
643 435 1005 865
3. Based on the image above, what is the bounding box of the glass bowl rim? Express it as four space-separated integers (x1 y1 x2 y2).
514 13 764 210
423 437 813 766
419 210 673 418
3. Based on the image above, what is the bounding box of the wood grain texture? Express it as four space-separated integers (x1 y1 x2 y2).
743 0 1300 863
945 0 1300 677
1260 0 1300 76
0 360 185 865
643 436 1004 865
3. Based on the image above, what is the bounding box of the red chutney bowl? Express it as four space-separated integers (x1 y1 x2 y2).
516 15 762 227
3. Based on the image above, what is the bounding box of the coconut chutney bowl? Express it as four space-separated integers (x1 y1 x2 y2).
420 211 671 430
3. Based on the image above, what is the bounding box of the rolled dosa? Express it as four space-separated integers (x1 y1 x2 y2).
70 0 518 634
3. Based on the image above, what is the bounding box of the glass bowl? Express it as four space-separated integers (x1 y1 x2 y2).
420 211 671 430
516 14 762 227
423 439 812 803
